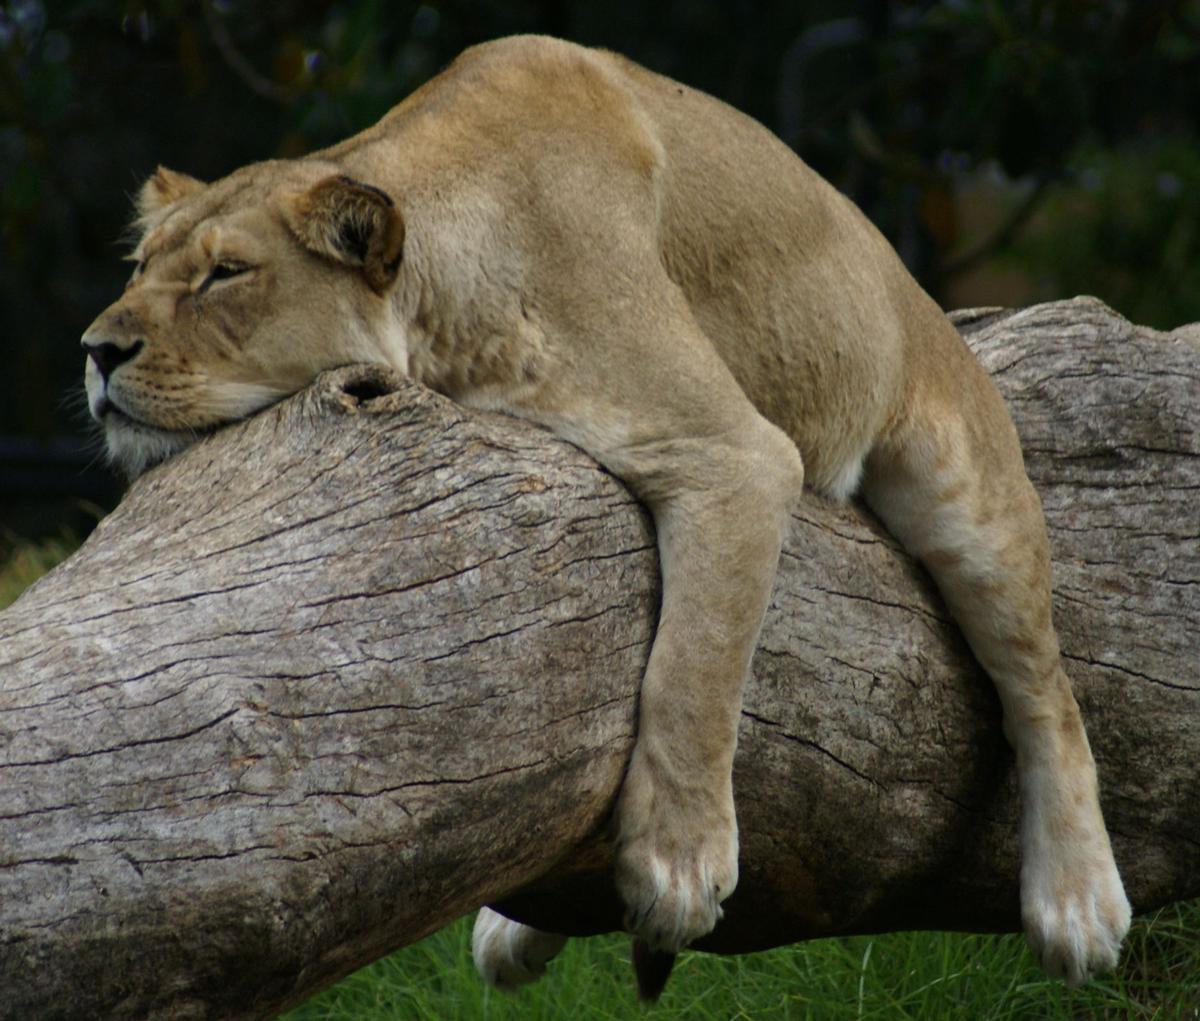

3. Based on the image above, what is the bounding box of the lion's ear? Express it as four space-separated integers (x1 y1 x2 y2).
283 174 405 294
137 166 206 218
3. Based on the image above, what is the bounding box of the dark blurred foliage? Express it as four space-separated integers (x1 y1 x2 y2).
1 0 1198 533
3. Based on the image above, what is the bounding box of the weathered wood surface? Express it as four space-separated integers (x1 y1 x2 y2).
0 298 1196 1020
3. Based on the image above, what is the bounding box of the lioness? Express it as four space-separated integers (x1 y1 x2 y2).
82 34 1129 992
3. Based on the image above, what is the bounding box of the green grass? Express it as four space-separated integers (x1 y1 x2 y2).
0 532 80 609
3 540 1197 1019
283 904 1200 1020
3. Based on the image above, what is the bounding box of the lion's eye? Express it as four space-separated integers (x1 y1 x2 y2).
125 257 148 289
210 262 246 281
198 261 250 294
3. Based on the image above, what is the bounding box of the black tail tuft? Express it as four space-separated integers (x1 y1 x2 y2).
632 938 677 1002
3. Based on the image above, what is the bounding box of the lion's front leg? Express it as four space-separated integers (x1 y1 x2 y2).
463 218 805 949
613 706 739 949
601 420 803 950
522 371 803 949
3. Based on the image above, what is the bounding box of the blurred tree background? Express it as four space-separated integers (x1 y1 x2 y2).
2 0 1198 544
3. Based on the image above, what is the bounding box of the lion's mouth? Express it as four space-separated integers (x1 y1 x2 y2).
98 399 171 433
98 401 209 480
90 380 281 480
97 392 222 440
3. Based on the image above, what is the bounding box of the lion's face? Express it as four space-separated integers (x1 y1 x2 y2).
83 162 407 478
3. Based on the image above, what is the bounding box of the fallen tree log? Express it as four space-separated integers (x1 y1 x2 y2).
0 297 1196 1019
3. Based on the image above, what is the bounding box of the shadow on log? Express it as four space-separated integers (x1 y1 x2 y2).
1 298 1197 1019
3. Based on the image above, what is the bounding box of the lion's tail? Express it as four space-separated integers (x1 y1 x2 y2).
631 938 677 1002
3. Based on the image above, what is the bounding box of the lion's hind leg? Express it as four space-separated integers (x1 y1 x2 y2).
861 378 1131 984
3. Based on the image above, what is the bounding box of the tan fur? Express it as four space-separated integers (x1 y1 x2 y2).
82 35 1129 986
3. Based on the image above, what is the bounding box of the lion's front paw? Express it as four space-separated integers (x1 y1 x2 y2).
615 808 738 952
1021 847 1131 985
471 908 567 990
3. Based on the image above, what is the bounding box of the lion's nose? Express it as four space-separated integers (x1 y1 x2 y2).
82 336 144 381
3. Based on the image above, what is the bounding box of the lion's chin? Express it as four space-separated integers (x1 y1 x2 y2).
102 412 196 481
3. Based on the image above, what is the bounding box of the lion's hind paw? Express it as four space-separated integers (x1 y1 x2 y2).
1022 856 1132 986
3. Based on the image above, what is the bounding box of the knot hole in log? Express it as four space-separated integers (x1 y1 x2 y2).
321 364 409 411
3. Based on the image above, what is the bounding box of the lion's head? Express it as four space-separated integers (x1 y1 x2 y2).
82 161 407 478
